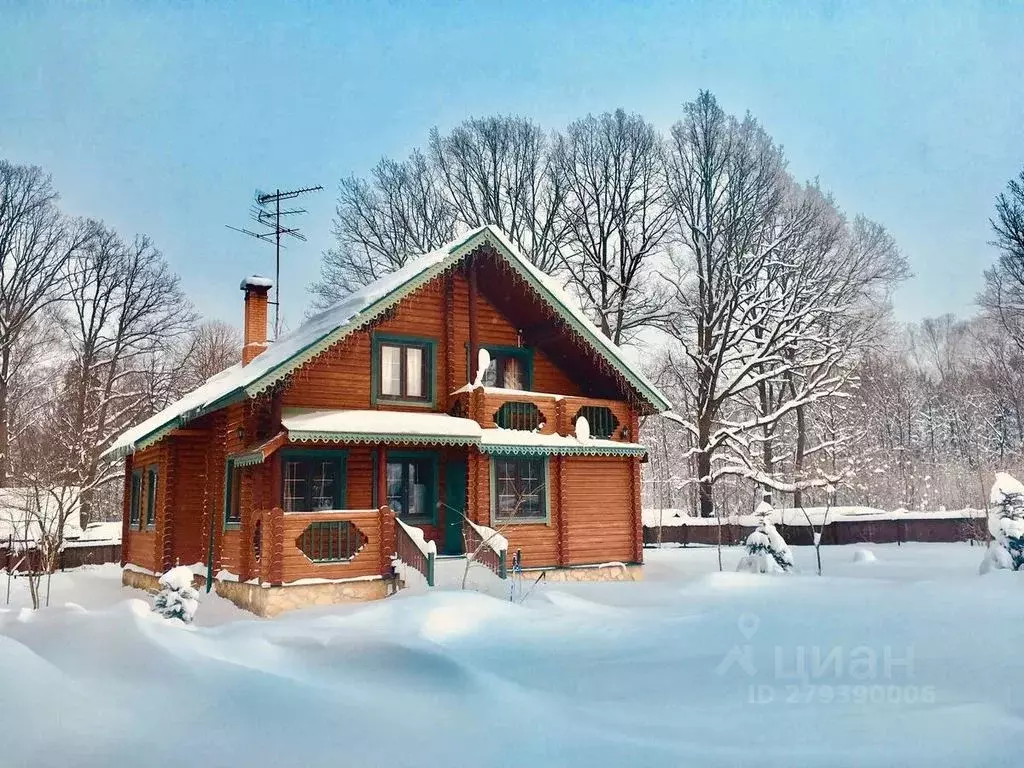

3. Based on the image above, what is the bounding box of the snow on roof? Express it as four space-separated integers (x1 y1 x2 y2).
240 275 273 290
282 409 483 441
479 226 668 411
104 225 671 459
478 429 646 455
0 487 81 544
72 521 123 545
280 409 646 456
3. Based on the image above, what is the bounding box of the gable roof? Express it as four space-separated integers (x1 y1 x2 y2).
103 225 671 459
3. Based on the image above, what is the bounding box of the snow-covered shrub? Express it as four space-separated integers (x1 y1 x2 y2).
737 506 795 574
154 566 200 623
851 548 878 564
980 472 1024 574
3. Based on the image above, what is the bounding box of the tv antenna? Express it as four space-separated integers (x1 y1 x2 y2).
227 184 323 337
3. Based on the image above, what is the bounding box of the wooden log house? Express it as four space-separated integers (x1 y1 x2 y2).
105 226 672 616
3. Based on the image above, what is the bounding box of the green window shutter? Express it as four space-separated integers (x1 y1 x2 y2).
145 466 158 528
130 470 143 527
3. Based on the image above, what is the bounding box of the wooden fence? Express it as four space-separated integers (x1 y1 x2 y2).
2 543 122 573
644 515 988 547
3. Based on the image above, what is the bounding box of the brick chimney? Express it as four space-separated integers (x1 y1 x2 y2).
240 276 272 365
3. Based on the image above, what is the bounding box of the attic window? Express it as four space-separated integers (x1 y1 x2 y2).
468 345 532 390
374 334 435 405
574 406 619 439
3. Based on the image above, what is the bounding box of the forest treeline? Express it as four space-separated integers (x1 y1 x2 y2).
315 90 1024 516
4 90 1023 522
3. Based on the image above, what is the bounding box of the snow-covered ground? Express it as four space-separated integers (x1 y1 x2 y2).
1 544 1021 768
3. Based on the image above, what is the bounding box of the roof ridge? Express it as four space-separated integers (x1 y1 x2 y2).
103 225 670 459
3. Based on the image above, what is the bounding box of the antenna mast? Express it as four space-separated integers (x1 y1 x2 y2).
227 184 323 337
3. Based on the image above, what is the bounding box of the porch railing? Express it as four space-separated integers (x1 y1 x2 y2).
452 387 634 440
394 518 436 587
463 518 508 579
274 507 396 584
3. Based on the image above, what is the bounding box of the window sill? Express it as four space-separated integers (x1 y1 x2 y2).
374 397 435 409
224 522 241 531
494 518 549 526
398 516 437 527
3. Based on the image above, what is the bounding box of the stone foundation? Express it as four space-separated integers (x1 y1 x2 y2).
525 563 643 582
124 561 639 618
122 568 162 593
122 567 399 618
214 577 398 618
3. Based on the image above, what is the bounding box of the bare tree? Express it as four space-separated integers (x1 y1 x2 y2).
552 110 673 344
311 151 456 306
982 169 1024 354
430 116 566 274
6 389 82 608
660 91 802 517
0 161 94 485
59 229 195 525
178 319 242 391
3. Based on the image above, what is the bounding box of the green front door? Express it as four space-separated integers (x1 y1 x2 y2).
443 459 467 555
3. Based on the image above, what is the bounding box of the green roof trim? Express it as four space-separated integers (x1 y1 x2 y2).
106 225 670 460
288 431 480 447
241 226 670 412
479 443 647 458
229 449 267 468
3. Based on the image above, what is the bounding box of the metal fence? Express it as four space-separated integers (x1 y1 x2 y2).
644 516 988 547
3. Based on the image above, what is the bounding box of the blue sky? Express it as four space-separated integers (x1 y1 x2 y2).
2 0 1022 328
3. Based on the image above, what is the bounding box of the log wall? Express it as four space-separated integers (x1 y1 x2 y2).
279 508 391 582
561 457 636 565
122 442 164 573
119 257 647 582
282 271 580 413
468 450 639 569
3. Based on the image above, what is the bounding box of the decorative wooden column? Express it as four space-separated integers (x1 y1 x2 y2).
468 255 479 383
556 456 568 566
375 446 388 511
158 442 175 572
443 274 455 407
378 505 396 576
120 455 133 567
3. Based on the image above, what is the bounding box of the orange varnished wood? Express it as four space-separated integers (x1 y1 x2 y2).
278 508 388 582
121 248 648 586
560 457 635 565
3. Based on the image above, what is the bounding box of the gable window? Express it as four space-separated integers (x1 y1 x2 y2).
145 465 158 529
492 457 548 523
224 460 242 528
282 452 347 512
473 345 533 391
386 453 436 524
129 470 143 528
374 334 435 404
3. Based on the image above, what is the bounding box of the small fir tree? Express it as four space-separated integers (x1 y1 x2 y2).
738 503 795 574
154 565 200 623
981 472 1024 574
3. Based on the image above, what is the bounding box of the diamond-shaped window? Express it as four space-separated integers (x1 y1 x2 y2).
297 520 367 563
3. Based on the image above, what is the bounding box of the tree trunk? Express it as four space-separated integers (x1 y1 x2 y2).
0 358 9 489
696 445 714 518
792 403 807 508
